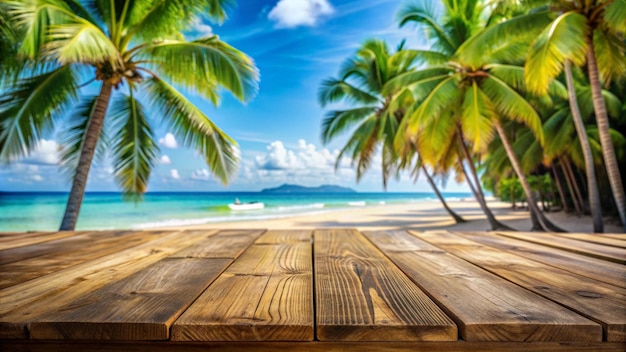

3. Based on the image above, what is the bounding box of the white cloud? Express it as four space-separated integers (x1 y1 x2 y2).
29 139 60 165
170 169 180 180
160 155 172 165
268 0 334 28
159 133 178 149
31 175 44 182
191 169 210 181
190 17 213 36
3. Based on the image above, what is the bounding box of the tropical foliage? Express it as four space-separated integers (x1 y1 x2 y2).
0 0 258 230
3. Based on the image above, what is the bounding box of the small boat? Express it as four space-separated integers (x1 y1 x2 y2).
228 201 264 211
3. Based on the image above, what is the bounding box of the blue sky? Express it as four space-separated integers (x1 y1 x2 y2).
0 0 469 193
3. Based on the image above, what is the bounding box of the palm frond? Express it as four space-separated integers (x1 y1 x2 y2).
140 37 258 103
542 108 573 158
525 12 589 95
318 78 379 107
0 65 77 161
407 75 460 134
457 10 554 68
461 82 495 152
593 29 626 86
145 77 237 184
46 19 119 65
58 95 108 177
397 1 456 55
110 89 159 199
482 74 544 144
321 107 377 144
382 66 451 96
604 0 626 33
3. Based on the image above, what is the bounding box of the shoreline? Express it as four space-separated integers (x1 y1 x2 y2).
167 198 624 233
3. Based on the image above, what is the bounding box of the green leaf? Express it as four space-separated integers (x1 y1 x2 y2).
461 82 495 152
318 78 379 107
382 66 450 96
593 29 626 86
407 75 460 134
110 89 159 199
0 65 77 161
321 107 377 144
145 77 238 184
605 0 626 33
397 2 456 55
140 37 258 104
525 12 589 95
46 19 119 65
482 74 543 144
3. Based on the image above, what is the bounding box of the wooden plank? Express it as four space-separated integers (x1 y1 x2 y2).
30 258 232 340
314 229 457 341
0 231 168 289
0 230 127 265
551 233 626 249
170 229 265 258
3 341 626 352
171 230 313 341
497 231 626 264
414 231 626 342
0 231 81 250
455 231 626 289
28 229 262 340
0 230 216 339
364 230 601 342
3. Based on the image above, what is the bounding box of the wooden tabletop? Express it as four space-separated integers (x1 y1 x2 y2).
1 229 625 351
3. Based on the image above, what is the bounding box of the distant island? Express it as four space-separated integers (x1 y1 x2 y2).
261 184 356 193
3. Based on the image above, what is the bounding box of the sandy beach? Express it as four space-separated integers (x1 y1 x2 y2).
179 198 624 233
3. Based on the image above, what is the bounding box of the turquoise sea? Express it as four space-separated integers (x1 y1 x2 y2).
0 191 473 232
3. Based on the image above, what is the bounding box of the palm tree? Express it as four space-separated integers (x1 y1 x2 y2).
0 0 259 230
463 0 626 231
319 39 466 224
396 0 565 232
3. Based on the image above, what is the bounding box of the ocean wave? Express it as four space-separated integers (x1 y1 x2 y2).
276 203 325 211
348 201 366 206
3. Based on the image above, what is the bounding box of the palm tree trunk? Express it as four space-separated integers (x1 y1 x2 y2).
494 120 566 232
587 40 626 232
456 140 511 230
564 61 603 232
421 165 466 224
560 158 583 216
552 165 570 213
564 157 586 215
60 82 113 231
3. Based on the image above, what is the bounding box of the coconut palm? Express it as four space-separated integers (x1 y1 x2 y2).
395 0 565 232
319 38 466 224
461 0 626 230
0 0 258 230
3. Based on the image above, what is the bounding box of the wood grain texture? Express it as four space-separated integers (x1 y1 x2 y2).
496 231 626 264
455 231 626 289
172 230 313 341
3 341 626 352
414 231 626 342
0 231 80 250
170 229 265 258
0 230 216 339
314 229 457 341
0 231 168 289
550 233 626 249
30 258 232 340
0 231 104 265
364 230 601 342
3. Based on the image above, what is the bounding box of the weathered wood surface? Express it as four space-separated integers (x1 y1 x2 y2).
172 230 313 341
1 229 625 351
413 231 626 342
364 230 601 342
314 229 457 341
551 233 626 249
454 231 626 288
0 230 216 339
497 231 626 264
0 231 168 289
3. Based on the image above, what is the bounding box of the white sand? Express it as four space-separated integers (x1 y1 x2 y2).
179 198 624 233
